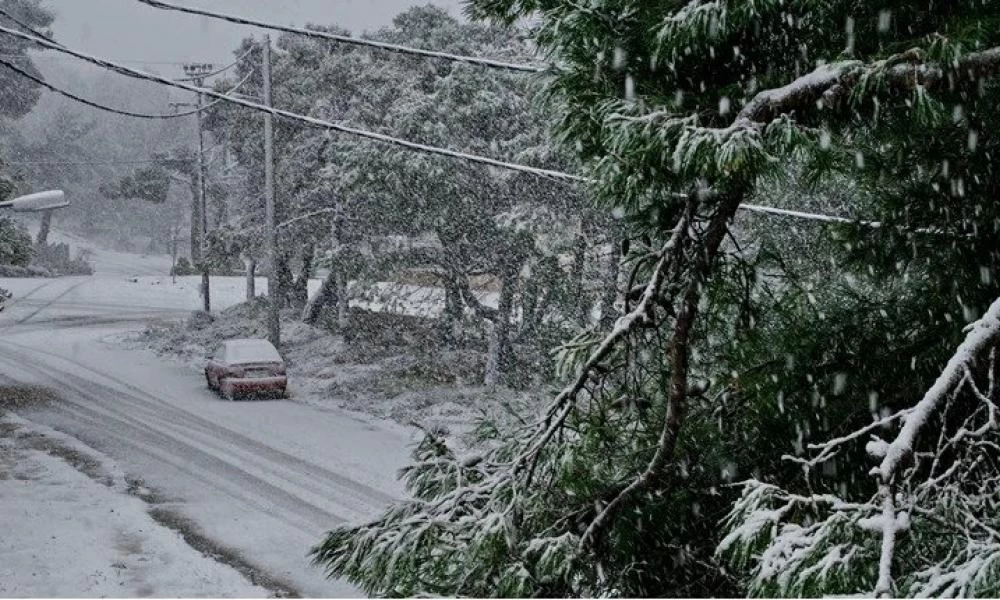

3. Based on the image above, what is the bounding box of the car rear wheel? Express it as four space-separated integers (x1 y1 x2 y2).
220 381 236 401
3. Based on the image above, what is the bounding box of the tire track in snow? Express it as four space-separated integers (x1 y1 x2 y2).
0 313 188 336
0 336 396 508
0 380 303 598
0 352 359 596
4 278 57 305
45 383 376 526
13 278 94 324
31 398 328 534
12 298 191 314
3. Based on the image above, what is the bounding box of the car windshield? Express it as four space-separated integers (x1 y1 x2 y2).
225 341 282 364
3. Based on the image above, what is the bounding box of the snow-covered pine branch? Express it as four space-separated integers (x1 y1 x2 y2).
720 296 1000 597
602 45 1000 190
877 299 1000 483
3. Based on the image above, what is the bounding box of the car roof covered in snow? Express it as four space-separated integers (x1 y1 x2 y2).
223 338 282 363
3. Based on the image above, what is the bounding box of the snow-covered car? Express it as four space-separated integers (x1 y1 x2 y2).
0 288 11 311
204 338 287 400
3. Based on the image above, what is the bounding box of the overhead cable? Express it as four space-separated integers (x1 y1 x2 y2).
0 53 232 67
135 0 548 74
0 24 911 230
3 159 168 166
0 6 249 119
0 57 252 119
0 24 584 183
0 7 60 46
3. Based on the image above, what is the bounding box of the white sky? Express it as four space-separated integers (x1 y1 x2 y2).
43 0 465 69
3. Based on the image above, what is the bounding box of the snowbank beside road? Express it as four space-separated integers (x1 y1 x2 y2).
0 415 269 598
126 299 538 435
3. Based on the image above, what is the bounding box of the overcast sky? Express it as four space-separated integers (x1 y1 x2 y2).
42 0 464 69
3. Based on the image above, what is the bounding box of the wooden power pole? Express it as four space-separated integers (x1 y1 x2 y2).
262 36 280 347
182 62 214 313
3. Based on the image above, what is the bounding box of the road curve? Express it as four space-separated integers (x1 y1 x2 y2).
0 275 413 597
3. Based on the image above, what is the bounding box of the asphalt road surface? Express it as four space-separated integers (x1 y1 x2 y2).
0 239 412 596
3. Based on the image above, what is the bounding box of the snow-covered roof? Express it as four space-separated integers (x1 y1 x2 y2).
224 338 282 363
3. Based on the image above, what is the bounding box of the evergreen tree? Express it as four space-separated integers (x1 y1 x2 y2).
0 216 32 266
0 0 53 120
312 0 1000 597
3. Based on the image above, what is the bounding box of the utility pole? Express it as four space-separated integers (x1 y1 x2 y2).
182 62 214 313
262 36 280 347
218 131 231 228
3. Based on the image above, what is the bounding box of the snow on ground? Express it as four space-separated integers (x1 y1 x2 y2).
126 299 538 437
352 281 499 318
9 224 496 321
0 275 315 324
0 414 269 598
112 276 494 320
27 226 174 277
0 321 413 597
0 230 501 596
2 228 523 438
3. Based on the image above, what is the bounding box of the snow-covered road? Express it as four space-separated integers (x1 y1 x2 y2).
0 242 414 596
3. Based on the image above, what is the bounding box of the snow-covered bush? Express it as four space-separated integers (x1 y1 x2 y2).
0 216 33 267
311 0 1000 595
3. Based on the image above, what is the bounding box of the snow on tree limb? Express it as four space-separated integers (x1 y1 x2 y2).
738 46 1000 126
736 61 862 123
575 190 744 556
512 209 692 483
608 46 1000 184
721 296 1000 597
877 296 1000 483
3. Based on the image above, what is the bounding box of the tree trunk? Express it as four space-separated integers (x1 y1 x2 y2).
216 197 229 229
304 208 351 329
435 228 473 344
571 219 588 326
331 209 350 329
335 267 349 329
290 243 313 310
170 228 178 283
275 250 293 309
484 265 517 387
483 318 499 390
598 236 623 330
302 268 337 324
244 256 256 302
36 210 52 248
442 269 464 343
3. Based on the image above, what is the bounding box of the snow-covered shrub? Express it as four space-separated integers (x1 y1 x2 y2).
0 217 32 267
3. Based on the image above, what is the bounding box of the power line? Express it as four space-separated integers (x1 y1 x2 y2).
0 6 245 119
135 0 548 74
0 57 252 119
738 202 866 225
0 24 899 230
0 8 242 72
0 24 584 184
0 53 227 67
3 159 165 166
737 201 952 235
0 7 60 46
